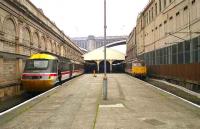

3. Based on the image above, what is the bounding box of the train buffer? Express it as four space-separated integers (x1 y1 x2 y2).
0 74 200 129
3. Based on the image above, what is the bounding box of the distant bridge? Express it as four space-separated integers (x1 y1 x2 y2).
106 40 126 48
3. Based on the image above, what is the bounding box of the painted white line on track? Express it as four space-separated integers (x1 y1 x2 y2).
146 83 200 108
0 81 69 116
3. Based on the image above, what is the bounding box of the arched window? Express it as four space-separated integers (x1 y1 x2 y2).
33 32 39 50
3 18 16 53
4 19 16 42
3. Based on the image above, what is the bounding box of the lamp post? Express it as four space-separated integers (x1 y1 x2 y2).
103 0 107 100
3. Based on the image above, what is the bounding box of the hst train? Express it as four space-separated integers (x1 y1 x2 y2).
125 59 147 79
21 52 84 92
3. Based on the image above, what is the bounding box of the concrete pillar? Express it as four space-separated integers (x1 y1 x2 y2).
16 20 23 55
17 20 25 55
0 21 3 52
109 60 113 73
0 56 3 83
16 58 23 81
96 60 100 73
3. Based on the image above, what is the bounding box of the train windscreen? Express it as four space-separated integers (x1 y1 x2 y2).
24 59 49 70
132 62 145 66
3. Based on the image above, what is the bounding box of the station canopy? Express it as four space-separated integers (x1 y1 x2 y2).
84 47 125 61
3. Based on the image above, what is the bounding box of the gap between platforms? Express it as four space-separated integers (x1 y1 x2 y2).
145 81 200 108
125 74 200 108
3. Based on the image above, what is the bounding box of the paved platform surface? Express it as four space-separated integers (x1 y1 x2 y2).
1 74 200 129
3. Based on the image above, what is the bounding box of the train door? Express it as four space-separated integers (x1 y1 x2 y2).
58 61 62 83
69 63 73 78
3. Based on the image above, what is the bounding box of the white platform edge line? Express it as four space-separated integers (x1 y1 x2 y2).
147 83 200 108
0 80 69 116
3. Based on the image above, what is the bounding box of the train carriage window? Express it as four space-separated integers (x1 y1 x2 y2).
184 41 190 64
178 43 184 64
51 60 58 73
192 37 198 63
63 62 70 71
60 62 70 71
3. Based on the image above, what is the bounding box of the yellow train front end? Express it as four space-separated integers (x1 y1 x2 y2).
21 74 56 92
21 53 58 92
21 79 55 92
127 59 147 79
132 66 147 78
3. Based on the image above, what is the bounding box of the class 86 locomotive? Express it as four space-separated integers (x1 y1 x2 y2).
21 52 84 92
125 59 147 80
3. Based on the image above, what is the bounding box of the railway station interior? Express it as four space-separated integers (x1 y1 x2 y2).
0 0 200 129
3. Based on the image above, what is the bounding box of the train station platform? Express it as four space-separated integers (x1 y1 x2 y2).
1 74 200 129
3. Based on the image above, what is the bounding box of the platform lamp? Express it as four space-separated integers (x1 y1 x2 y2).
103 0 107 100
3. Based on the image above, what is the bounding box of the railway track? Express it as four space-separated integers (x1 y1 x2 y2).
0 93 38 113
145 78 200 107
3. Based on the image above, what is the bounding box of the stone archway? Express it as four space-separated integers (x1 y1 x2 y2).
112 60 124 73
85 61 97 73
99 60 110 73
3 18 16 53
32 32 39 54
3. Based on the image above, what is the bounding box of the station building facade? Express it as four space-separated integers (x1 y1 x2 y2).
0 0 83 100
127 0 200 88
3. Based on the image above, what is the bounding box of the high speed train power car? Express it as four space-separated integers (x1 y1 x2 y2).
21 52 84 92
